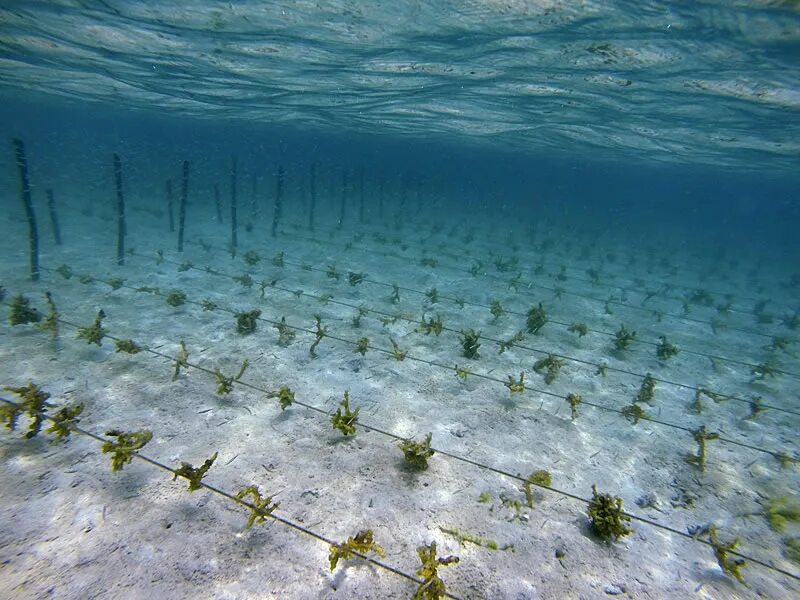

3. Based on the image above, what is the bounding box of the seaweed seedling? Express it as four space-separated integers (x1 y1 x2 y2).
8 294 41 325
173 452 218 491
56 264 73 279
385 337 406 360
636 373 657 404
595 362 608 377
454 365 471 380
421 257 438 268
38 291 59 338
115 339 142 354
504 372 525 395
3 382 50 438
656 336 679 361
412 541 459 600
267 387 295 410
317 293 332 305
763 496 800 533
533 354 564 384
351 306 369 328
272 316 296 346
565 393 582 420
526 303 547 334
329 529 385 571
354 337 369 356
271 251 285 267
621 403 650 425
614 325 636 351
399 432 434 469
78 274 94 285
587 484 632 541
331 391 359 436
214 360 249 395
309 315 328 357
684 425 719 472
461 329 481 359
508 272 523 292
453 297 465 309
236 485 280 529
107 277 124 291
172 339 189 380
101 429 153 471
489 300 504 320
234 273 253 288
498 331 525 354
326 264 341 280
522 469 552 508
752 361 779 381
235 309 261 334
708 525 746 583
419 313 444 336
76 310 106 346
348 271 365 286
166 290 187 307
425 287 439 304
786 537 800 565
389 283 401 304
568 323 589 337
243 250 261 266
46 403 83 442
743 396 765 421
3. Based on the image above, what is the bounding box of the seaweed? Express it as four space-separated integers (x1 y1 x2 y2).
156 249 164 265
326 264 341 280
267 387 294 410
534 354 564 384
587 484 632 541
568 322 589 337
101 429 153 471
37 291 59 338
614 325 636 351
173 452 218 491
744 396 765 421
461 329 481 359
214 360 249 395
636 374 657 404
421 257 438 268
235 309 261 334
351 306 369 328
354 336 369 356
107 277 124 291
656 336 679 360
76 310 106 346
708 525 746 583
79 274 94 285
236 485 280 529
243 250 261 266
348 271 365 286
621 403 650 424
684 425 719 472
3 382 50 438
8 294 41 325
752 361 779 381
45 403 83 442
271 251 285 267
331 391 359 436
387 337 406 361
329 529 385 571
317 293 332 305
425 287 439 304
566 393 582 420
172 339 189 380
478 491 491 503
453 297 465 309
526 303 547 334
165 290 187 307
785 537 800 564
595 362 608 377
419 313 444 336
489 300 504 320
504 372 525 395
763 496 800 533
412 542 459 600
454 365 471 380
498 331 525 354
115 338 142 354
399 432 434 469
274 316 296 346
234 273 253 288
55 264 73 279
309 315 328 357
522 469 552 508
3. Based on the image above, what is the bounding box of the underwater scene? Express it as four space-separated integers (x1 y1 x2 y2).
1 2 799 599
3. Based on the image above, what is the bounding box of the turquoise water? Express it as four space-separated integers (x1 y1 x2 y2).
1 2 799 599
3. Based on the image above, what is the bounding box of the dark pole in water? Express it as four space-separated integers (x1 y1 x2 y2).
166 179 174 233
45 189 62 245
230 157 238 258
12 139 39 281
113 153 126 266
359 168 365 224
177 160 188 252
338 169 347 230
308 162 316 230
214 183 223 223
271 166 284 238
